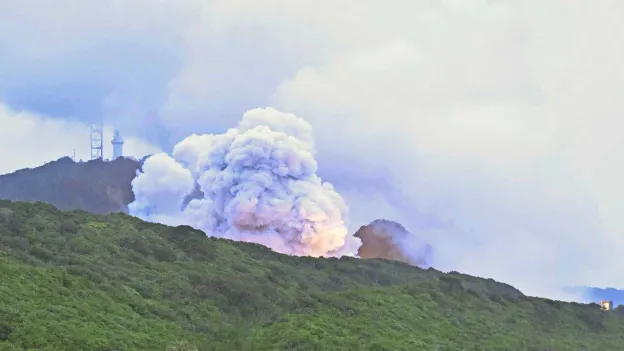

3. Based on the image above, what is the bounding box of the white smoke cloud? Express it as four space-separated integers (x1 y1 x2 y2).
129 107 361 257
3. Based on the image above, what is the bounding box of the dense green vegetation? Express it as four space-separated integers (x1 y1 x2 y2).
1 200 624 350
0 157 140 214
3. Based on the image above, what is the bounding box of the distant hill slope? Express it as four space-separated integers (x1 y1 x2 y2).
1 201 624 350
0 157 140 214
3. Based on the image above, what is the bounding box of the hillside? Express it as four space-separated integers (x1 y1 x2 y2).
1 201 624 350
0 157 140 214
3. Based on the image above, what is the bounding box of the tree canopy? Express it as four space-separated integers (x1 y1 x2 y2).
1 200 623 350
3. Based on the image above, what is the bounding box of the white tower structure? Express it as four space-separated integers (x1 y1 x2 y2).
111 129 124 160
90 123 103 160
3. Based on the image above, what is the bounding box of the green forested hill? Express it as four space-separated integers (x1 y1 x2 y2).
0 157 140 214
1 200 623 351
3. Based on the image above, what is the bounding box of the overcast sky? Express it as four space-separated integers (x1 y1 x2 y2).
2 0 624 299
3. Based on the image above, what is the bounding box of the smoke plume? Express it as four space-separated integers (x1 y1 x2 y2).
129 107 362 257
354 219 433 268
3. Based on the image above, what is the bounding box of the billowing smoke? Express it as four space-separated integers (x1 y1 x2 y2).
129 107 362 257
354 219 433 268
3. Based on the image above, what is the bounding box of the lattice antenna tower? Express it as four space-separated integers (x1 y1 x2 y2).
90 123 104 160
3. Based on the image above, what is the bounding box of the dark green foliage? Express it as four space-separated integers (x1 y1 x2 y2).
0 201 623 350
0 157 139 214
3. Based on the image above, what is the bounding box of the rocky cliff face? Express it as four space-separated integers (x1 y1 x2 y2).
354 219 432 267
0 156 141 214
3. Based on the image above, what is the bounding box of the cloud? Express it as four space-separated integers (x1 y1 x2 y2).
4 0 624 299
0 103 160 174
0 0 191 139
269 0 624 296
129 107 361 257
